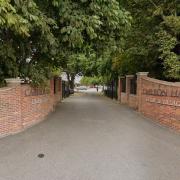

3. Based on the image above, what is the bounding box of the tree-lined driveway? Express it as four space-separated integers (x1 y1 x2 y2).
0 92 180 180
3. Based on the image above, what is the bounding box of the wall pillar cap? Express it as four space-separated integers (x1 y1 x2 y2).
136 72 149 76
126 75 135 78
5 78 22 87
119 76 125 79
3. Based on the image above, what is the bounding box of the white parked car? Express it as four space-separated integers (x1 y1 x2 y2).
76 86 87 90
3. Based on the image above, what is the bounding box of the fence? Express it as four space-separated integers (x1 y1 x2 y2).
118 73 180 131
130 76 137 95
62 81 70 99
104 80 118 99
121 78 126 93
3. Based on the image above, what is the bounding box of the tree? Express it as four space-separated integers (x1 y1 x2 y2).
116 0 180 80
80 76 103 86
0 0 57 86
36 0 132 87
0 0 29 85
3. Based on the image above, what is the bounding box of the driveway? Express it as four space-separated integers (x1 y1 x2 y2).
0 92 180 180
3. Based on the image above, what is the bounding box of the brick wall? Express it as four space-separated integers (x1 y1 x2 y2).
0 78 62 137
118 73 180 131
139 76 180 131
120 93 128 104
118 76 138 109
0 86 22 136
129 95 138 109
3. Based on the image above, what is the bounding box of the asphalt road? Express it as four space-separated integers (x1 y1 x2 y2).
0 92 180 180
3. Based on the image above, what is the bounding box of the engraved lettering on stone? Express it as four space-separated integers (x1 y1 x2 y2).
146 98 180 107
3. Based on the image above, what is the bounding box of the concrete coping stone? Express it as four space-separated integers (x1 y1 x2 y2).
119 76 125 79
142 77 180 87
5 78 22 87
126 75 135 78
5 78 22 83
136 72 149 76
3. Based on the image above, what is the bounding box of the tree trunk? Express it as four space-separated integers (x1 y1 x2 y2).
66 72 70 88
69 73 75 89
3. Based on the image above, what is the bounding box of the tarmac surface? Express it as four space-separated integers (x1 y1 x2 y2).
0 92 180 180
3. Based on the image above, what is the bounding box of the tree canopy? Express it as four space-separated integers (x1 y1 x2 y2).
0 0 179 87
111 0 180 81
0 0 132 86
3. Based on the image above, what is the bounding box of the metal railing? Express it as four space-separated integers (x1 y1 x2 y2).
62 81 70 98
130 77 137 95
104 80 118 100
121 78 126 93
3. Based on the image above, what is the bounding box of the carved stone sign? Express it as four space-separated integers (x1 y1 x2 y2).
143 88 180 98
25 88 50 97
146 97 180 107
31 97 49 105
143 88 180 107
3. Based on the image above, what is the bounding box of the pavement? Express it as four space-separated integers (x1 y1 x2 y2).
0 92 180 180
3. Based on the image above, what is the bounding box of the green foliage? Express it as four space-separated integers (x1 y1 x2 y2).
80 76 103 86
0 0 29 36
0 0 57 86
51 67 63 77
1 0 178 88
0 0 132 87
157 30 180 79
115 0 180 80
37 0 131 86
29 65 50 87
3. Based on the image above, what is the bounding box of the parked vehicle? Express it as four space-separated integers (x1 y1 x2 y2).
76 86 87 90
69 88 74 94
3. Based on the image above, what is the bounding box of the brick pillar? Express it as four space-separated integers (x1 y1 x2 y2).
126 75 134 103
118 76 125 102
59 77 63 101
4 78 23 134
118 77 121 102
50 78 54 95
136 72 149 112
